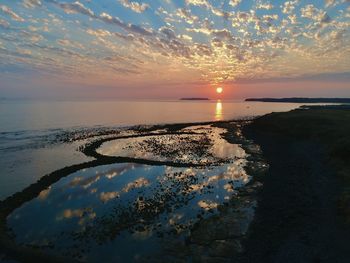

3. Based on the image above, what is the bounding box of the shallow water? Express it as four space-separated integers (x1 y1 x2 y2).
8 162 249 262
0 100 320 200
0 100 308 133
97 126 245 164
6 123 257 262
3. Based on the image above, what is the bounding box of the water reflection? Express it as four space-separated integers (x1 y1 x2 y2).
7 124 254 262
1 100 308 200
97 125 244 164
215 100 223 121
8 163 249 262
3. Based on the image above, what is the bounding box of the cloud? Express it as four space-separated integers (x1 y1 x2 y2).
99 12 153 36
57 39 85 49
119 0 149 13
185 0 211 8
58 1 95 17
0 5 25 22
159 26 176 39
86 28 112 37
229 0 241 7
1 0 349 90
325 0 336 8
211 29 233 39
48 1 153 36
0 18 10 29
23 0 42 9
281 0 299 14
233 72 350 84
301 5 331 24
175 8 198 24
256 2 274 10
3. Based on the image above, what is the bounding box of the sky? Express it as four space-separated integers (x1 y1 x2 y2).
0 0 349 99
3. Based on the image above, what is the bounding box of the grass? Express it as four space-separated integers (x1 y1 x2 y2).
250 106 350 222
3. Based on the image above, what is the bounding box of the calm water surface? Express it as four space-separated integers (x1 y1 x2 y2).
0 99 305 132
7 125 252 262
0 99 306 200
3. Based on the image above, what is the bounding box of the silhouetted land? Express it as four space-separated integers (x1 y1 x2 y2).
241 105 350 263
245 97 350 103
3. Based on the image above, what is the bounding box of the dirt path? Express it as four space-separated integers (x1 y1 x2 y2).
240 127 350 263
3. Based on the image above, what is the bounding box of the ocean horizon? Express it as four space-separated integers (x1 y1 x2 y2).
0 99 313 133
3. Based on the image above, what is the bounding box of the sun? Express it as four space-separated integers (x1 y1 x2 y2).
216 87 223 94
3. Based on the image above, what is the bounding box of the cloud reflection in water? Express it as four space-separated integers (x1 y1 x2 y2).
7 124 253 262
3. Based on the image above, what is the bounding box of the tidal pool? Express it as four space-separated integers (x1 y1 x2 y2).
97 126 245 164
8 159 249 261
4 123 265 262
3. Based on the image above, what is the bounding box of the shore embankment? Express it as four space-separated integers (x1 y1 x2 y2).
240 105 350 262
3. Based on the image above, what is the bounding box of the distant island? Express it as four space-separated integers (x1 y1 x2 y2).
180 98 210 101
245 98 350 103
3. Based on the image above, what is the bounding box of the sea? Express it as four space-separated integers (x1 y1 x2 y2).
0 99 308 200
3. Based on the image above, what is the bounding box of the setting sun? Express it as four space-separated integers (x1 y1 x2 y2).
216 87 223 94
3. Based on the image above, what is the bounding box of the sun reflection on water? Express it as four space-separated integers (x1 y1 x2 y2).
215 100 223 121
